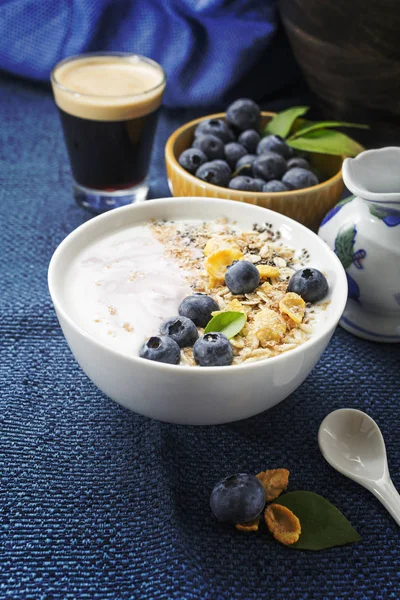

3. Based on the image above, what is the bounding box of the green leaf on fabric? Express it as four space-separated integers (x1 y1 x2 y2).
264 106 309 138
204 311 246 339
275 491 361 550
287 129 364 156
288 121 369 140
334 225 356 268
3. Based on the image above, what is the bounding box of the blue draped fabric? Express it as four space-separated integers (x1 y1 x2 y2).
0 0 298 107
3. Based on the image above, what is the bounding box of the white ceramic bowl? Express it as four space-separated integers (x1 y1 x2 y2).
48 197 347 425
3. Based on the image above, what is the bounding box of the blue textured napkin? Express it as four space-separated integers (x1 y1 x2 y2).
1 73 400 599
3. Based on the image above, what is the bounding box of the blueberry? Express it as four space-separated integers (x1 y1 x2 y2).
193 134 224 160
229 176 261 192
193 332 233 367
235 154 257 176
194 118 235 143
238 129 261 154
178 148 208 174
257 135 292 159
178 293 219 327
224 142 247 168
252 152 287 181
195 160 231 187
160 316 198 347
210 473 265 523
225 260 260 294
252 178 267 191
226 98 261 132
282 167 319 190
262 180 289 193
139 336 181 364
212 159 232 173
287 157 310 170
296 150 309 159
287 267 329 303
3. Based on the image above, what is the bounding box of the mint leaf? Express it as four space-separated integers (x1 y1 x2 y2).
204 311 246 339
264 106 309 138
288 121 369 140
275 491 361 550
290 118 312 134
287 129 364 156
334 225 356 269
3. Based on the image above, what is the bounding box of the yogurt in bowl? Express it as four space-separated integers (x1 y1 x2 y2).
48 197 347 424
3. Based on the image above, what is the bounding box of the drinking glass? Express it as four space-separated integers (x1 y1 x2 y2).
51 53 166 213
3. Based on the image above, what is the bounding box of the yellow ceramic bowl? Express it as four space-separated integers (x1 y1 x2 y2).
165 112 345 231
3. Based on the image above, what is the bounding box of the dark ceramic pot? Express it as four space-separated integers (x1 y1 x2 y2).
279 0 400 146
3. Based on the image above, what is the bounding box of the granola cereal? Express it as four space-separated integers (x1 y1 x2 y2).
150 218 325 365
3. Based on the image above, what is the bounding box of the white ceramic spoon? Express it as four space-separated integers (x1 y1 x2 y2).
318 408 400 526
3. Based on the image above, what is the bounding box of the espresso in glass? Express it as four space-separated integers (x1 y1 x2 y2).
51 53 166 213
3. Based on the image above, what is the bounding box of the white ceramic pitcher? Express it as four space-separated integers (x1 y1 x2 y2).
318 147 400 342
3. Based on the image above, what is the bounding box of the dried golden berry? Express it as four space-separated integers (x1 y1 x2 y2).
205 247 244 287
256 469 289 502
235 516 260 532
256 265 280 280
264 504 301 545
279 292 306 324
252 308 287 345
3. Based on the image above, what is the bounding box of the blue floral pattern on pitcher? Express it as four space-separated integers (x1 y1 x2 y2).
369 204 400 227
320 196 354 226
334 224 366 304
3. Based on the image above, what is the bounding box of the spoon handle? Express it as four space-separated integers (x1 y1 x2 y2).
369 478 400 527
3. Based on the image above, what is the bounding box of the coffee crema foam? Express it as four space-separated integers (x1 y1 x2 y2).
52 56 165 121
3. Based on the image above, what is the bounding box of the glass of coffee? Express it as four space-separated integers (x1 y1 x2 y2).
51 53 166 213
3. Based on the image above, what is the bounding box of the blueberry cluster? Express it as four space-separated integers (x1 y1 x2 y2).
138 268 328 366
139 293 234 367
178 99 320 192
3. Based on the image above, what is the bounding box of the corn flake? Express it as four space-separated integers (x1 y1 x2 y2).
252 308 287 345
204 237 238 256
205 246 244 287
264 504 301 545
259 281 273 293
256 265 280 280
279 292 306 324
235 516 260 532
225 298 247 315
256 469 289 502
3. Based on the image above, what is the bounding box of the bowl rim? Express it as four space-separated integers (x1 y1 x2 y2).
165 111 344 197
48 197 348 374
